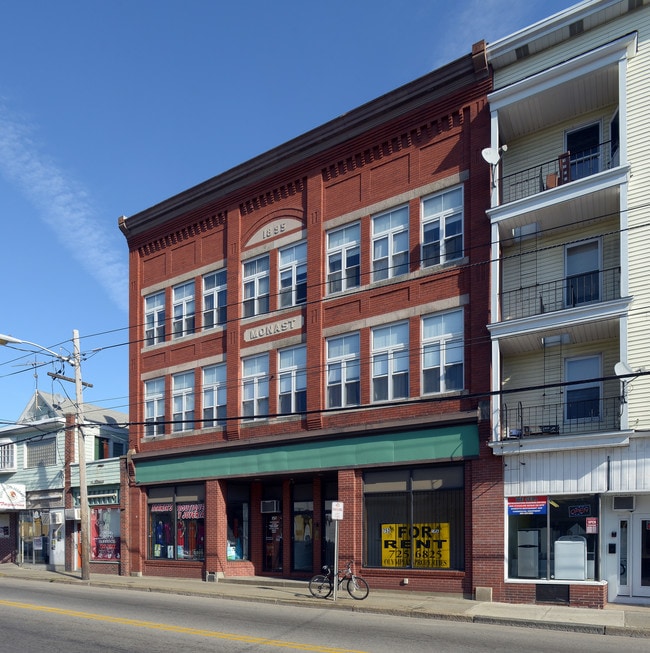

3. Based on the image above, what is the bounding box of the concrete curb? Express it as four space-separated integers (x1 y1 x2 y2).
2 568 650 638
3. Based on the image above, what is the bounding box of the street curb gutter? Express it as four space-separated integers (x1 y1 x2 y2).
472 615 604 635
3 572 649 639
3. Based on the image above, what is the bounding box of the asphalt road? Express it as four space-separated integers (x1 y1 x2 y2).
0 578 647 653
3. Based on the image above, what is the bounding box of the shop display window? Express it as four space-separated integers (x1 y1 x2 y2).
507 494 599 580
364 466 464 570
227 484 250 561
148 485 205 561
91 507 121 560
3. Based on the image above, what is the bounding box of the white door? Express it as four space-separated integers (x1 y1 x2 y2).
632 515 650 597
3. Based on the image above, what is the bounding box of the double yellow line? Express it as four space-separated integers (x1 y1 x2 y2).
0 598 366 652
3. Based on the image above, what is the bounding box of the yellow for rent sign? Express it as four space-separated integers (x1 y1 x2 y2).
381 522 450 568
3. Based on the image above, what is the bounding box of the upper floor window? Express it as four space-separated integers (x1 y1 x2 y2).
145 291 165 346
203 364 227 428
0 442 16 471
327 223 360 294
422 187 463 267
422 309 464 394
566 355 601 422
243 255 270 318
95 437 125 460
172 281 195 339
565 240 600 307
203 269 227 330
278 345 307 414
279 242 307 308
566 122 601 180
326 333 360 408
145 377 165 437
372 322 409 402
242 353 269 420
172 371 195 433
372 206 409 281
25 438 56 468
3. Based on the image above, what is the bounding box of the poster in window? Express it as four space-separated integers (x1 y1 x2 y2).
91 507 121 560
381 523 450 568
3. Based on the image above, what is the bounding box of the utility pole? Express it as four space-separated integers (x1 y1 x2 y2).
73 330 91 581
0 329 92 581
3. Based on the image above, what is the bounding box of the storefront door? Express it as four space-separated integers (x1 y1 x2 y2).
263 514 282 572
18 511 49 565
633 515 650 597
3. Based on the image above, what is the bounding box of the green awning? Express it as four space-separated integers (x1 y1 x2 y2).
135 424 478 484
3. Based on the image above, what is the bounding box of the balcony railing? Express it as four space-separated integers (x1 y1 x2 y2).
500 266 621 321
500 141 614 205
500 395 621 439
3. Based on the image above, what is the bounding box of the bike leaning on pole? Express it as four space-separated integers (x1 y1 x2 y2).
308 560 369 600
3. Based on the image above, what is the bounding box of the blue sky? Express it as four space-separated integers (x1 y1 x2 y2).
0 0 575 423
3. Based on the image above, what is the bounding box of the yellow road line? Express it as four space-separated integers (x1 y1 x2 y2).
0 599 366 652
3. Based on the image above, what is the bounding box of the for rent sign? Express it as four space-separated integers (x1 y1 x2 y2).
381 523 450 568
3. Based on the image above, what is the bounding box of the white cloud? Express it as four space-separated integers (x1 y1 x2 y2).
429 0 559 69
0 103 128 312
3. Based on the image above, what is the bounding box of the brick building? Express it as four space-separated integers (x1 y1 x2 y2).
118 42 500 597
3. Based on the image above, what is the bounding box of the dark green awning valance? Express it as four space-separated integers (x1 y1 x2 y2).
135 423 478 484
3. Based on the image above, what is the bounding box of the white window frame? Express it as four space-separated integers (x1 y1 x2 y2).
371 322 409 402
565 355 602 423
145 377 165 437
144 291 166 346
421 309 464 394
172 371 195 433
172 281 195 339
203 269 227 330
243 255 270 318
565 121 601 180
326 333 360 408
565 238 601 307
421 186 464 267
372 206 409 281
203 363 227 428
0 441 16 471
242 354 269 420
278 345 307 414
327 223 361 294
279 242 307 308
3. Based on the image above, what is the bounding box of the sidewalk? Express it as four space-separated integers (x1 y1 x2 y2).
1 564 649 638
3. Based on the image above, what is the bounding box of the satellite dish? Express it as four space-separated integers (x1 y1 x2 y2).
481 147 501 165
615 361 634 377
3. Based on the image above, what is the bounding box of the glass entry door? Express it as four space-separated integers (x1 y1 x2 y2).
633 515 650 597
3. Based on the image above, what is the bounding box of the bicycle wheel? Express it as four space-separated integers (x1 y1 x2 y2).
309 574 333 598
347 576 369 600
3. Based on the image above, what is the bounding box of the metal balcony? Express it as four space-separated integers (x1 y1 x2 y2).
500 141 615 205
500 395 621 439
500 266 621 322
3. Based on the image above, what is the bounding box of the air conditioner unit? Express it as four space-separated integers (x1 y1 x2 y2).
260 500 280 514
64 508 81 521
613 496 635 511
50 511 63 524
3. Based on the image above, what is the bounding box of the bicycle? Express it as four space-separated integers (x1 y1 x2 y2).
308 560 369 600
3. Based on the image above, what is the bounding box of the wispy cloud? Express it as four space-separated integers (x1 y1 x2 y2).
430 0 555 69
0 103 128 312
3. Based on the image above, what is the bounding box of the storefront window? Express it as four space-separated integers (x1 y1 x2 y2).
292 482 313 572
364 466 464 570
91 507 121 560
507 495 599 580
227 483 249 561
148 485 205 561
